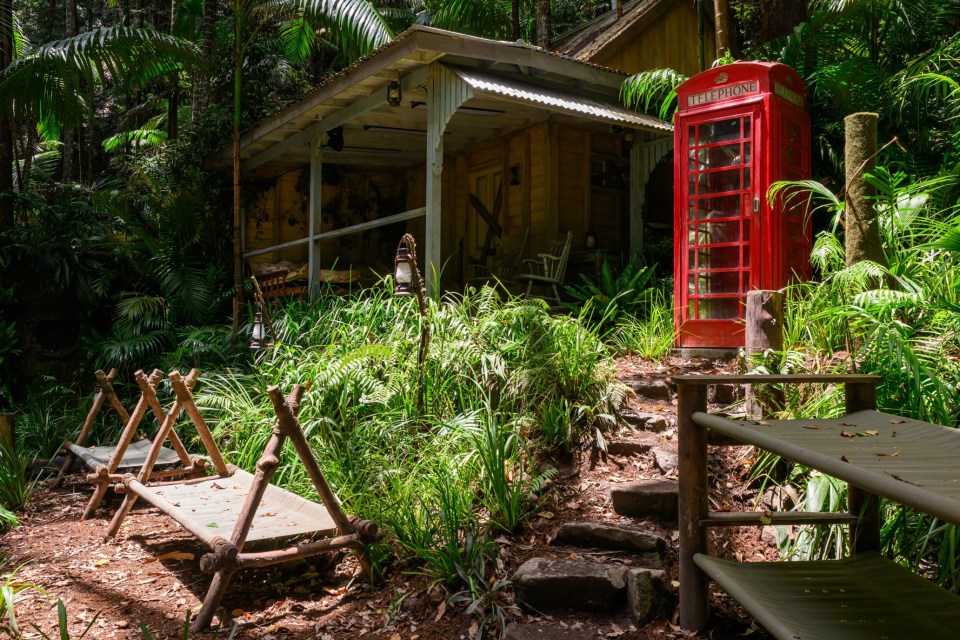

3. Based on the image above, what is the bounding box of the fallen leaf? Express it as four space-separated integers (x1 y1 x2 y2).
864 430 879 436
468 622 479 638
841 431 855 438
566 501 581 510
211 482 226 489
875 449 900 457
93 559 110 567
433 600 446 622
802 424 823 430
890 419 907 424
841 455 852 463
759 510 773 525
841 422 857 427
206 523 218 528
537 511 555 519
231 609 245 617
754 420 769 426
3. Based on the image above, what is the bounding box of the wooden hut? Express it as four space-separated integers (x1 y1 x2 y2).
218 25 689 294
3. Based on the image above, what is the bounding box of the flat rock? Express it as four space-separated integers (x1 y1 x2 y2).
646 415 669 432
504 622 596 640
628 378 671 400
553 522 667 555
611 479 679 522
627 568 673 624
512 558 627 612
652 447 678 473
606 441 652 456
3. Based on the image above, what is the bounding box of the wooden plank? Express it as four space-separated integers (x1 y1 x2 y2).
671 374 882 385
704 511 860 527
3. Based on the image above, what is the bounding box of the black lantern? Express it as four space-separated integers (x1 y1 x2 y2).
387 70 402 107
250 312 265 350
325 126 344 152
394 238 415 296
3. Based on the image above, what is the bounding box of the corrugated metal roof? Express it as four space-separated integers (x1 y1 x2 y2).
449 66 671 132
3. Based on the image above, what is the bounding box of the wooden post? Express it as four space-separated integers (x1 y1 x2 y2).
745 290 785 418
845 380 881 553
678 382 710 631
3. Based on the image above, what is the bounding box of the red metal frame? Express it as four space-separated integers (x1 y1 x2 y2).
673 62 811 349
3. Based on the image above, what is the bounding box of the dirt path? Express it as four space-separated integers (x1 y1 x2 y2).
1 356 773 639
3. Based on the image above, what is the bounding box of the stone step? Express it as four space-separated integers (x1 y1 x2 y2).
625 378 672 400
512 558 627 612
553 521 667 555
606 440 652 456
504 622 596 640
620 410 669 433
511 557 674 625
610 479 679 522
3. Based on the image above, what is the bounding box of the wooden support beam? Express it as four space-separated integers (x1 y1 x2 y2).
425 63 472 292
629 134 643 256
308 141 322 297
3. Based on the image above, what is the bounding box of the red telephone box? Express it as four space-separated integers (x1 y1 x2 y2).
673 62 811 349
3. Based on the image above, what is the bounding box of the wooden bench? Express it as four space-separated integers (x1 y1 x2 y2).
675 374 960 639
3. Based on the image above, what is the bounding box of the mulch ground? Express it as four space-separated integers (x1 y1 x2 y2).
1 356 775 639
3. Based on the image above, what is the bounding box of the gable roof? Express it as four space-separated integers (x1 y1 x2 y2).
220 25 669 170
554 0 711 63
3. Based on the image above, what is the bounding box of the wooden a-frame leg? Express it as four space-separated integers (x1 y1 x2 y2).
56 369 119 486
193 567 237 632
81 370 164 520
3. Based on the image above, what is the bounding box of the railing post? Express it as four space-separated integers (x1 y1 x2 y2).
845 380 881 553
678 381 710 631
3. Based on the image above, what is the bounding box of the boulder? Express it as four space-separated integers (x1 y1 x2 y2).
553 522 667 555
611 479 679 522
627 568 674 624
512 558 627 612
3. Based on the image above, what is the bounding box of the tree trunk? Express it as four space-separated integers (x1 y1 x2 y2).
759 0 807 42
0 0 14 228
844 112 887 271
714 0 732 58
232 4 244 332
536 0 550 49
61 0 77 181
511 0 520 41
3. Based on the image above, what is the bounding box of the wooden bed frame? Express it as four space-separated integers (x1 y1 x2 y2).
56 368 206 520
105 373 382 631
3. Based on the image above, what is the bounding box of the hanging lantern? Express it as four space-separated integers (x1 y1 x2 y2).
250 312 265 350
585 228 597 249
387 70 402 107
394 238 415 296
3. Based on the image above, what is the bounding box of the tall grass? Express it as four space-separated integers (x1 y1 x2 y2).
193 284 623 601
755 169 960 587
